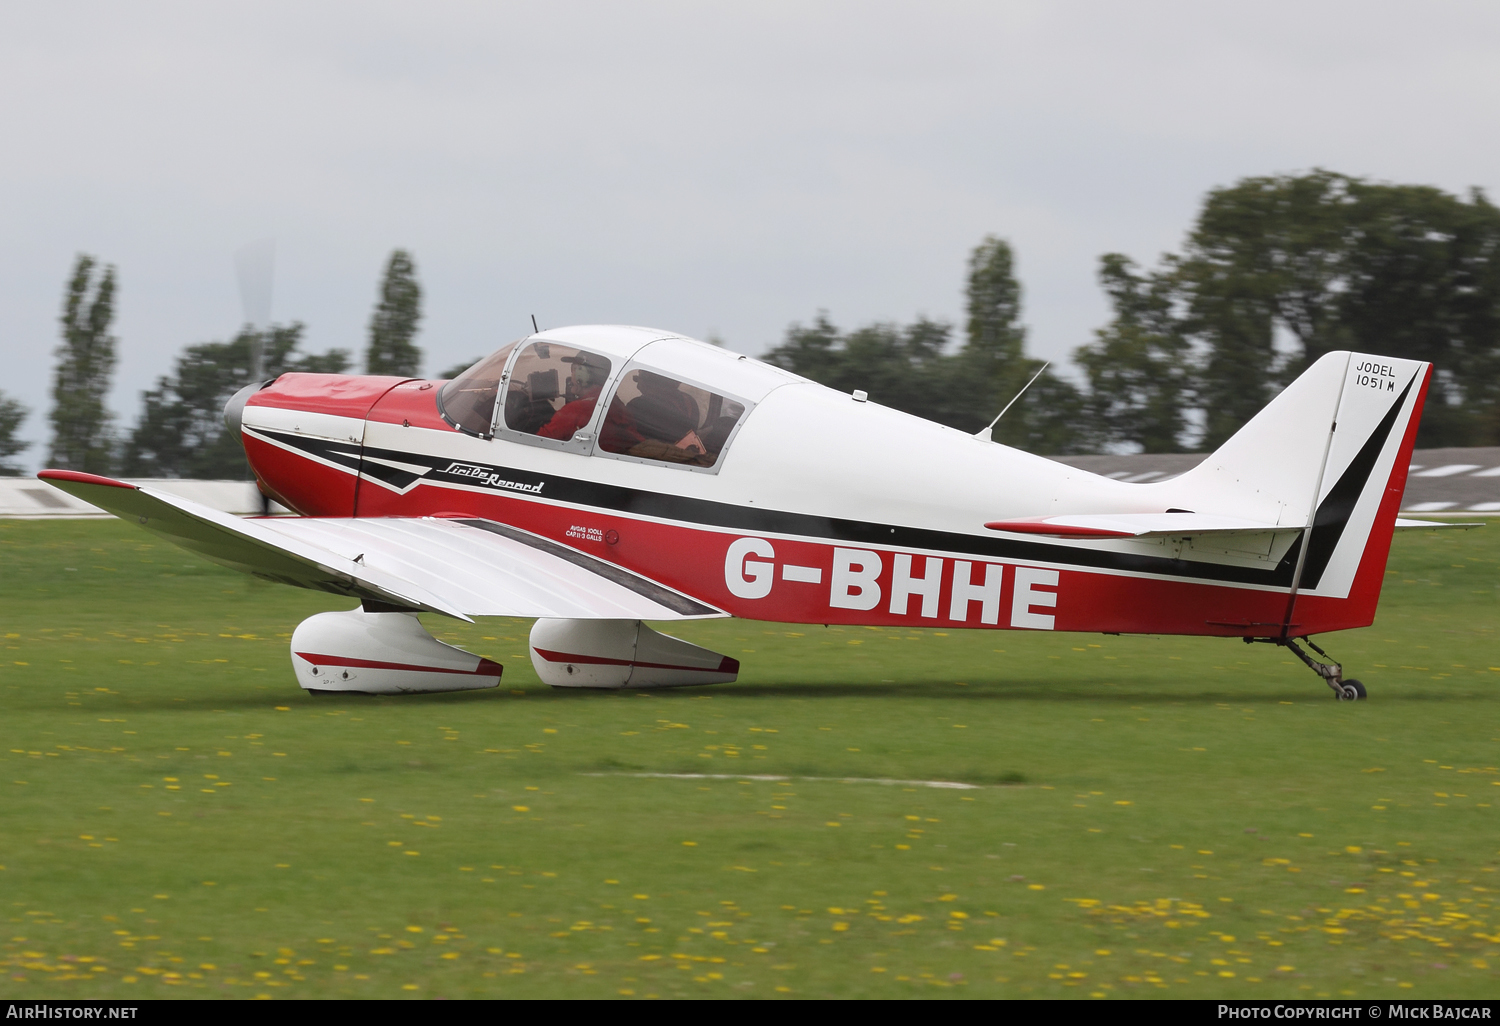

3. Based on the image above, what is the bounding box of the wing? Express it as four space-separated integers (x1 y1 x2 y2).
984 512 1294 538
38 471 722 622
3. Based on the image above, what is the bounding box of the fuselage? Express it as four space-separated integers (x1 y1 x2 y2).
236 326 1424 639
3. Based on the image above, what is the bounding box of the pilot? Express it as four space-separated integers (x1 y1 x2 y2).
538 354 610 441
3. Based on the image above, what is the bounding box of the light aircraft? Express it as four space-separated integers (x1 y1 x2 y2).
40 326 1441 700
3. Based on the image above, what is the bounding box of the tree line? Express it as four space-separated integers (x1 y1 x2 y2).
4 168 1498 478
0 250 425 479
766 169 1500 453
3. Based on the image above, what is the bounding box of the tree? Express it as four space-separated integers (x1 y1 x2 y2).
955 236 1089 451
764 314 959 424
964 236 1027 373
763 313 847 389
761 236 1090 454
1335 181 1500 446
1074 254 1193 452
123 324 350 479
1010 371 1097 455
48 255 118 473
1099 170 1500 449
437 358 481 380
959 236 1030 442
365 249 423 376
0 393 29 476
1174 170 1355 448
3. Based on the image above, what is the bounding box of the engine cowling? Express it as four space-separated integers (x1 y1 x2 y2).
290 609 502 695
529 618 739 689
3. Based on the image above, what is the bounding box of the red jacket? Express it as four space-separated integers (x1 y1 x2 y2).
537 390 600 441
539 390 647 450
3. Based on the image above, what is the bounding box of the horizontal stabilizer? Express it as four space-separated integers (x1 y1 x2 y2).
1392 518 1484 531
38 470 721 622
984 512 1294 539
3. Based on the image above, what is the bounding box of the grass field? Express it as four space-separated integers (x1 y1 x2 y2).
1 518 1497 1000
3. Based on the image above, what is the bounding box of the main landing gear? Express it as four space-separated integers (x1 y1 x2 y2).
1245 635 1367 701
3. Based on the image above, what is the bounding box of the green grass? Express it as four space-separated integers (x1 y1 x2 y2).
1 518 1497 1000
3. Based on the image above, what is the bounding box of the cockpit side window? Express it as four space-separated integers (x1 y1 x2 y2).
598 368 747 470
502 343 614 443
436 341 519 436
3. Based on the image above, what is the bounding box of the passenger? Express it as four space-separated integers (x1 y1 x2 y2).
627 371 700 443
537 355 610 441
600 397 644 452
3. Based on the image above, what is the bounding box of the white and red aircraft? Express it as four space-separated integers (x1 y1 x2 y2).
41 326 1438 700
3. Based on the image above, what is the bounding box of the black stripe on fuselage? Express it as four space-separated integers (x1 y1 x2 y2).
254 384 1408 591
246 427 364 473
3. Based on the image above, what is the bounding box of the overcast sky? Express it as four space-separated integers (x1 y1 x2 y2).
4 1 1499 465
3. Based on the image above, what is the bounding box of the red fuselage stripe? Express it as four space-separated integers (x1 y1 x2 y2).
295 652 502 676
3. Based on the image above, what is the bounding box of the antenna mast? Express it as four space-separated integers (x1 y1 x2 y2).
975 361 1050 442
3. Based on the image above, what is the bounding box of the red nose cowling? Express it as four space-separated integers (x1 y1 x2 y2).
239 373 411 516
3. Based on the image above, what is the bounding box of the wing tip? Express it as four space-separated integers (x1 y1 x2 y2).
37 469 137 490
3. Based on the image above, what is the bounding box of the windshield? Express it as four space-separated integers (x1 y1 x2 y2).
437 341 519 435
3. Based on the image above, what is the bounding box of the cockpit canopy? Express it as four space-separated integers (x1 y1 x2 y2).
437 330 764 472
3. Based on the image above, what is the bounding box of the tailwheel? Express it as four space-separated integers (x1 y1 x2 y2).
1246 635 1367 699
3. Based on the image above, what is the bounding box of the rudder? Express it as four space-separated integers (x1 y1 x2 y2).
1287 354 1430 634
1170 351 1431 635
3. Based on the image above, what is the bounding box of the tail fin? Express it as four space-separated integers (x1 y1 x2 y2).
1172 351 1431 635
